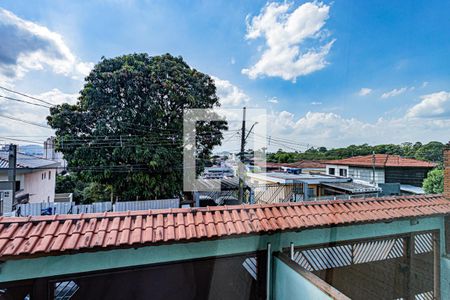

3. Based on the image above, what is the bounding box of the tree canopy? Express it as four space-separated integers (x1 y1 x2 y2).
56 174 111 204
48 53 226 200
423 168 444 194
267 142 446 164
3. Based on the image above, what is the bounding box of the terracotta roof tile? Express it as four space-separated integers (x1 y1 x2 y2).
324 154 436 168
0 195 449 260
185 213 196 239
142 216 152 243
213 211 226 236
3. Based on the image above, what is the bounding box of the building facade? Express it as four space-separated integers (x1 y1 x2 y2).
325 154 436 188
0 151 59 203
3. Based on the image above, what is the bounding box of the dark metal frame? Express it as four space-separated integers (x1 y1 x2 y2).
0 250 268 300
283 229 440 300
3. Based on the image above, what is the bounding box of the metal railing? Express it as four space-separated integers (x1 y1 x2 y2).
307 192 379 202
251 183 305 204
14 198 180 217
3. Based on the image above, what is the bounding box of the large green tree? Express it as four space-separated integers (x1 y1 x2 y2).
414 141 445 163
48 53 226 200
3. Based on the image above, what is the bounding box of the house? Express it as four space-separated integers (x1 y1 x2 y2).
252 161 285 172
283 160 326 173
202 166 234 179
324 154 436 193
253 160 326 174
189 177 250 207
44 137 66 173
247 172 380 203
0 147 449 299
0 151 59 204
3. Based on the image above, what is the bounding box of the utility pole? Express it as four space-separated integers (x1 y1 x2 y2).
8 144 17 202
372 151 376 185
238 107 246 204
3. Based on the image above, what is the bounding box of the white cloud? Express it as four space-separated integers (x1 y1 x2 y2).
242 1 334 82
268 97 278 104
406 91 450 118
0 8 93 82
358 88 372 96
35 89 79 105
311 101 322 105
0 88 78 140
267 110 450 148
381 87 408 99
212 76 250 107
215 89 450 149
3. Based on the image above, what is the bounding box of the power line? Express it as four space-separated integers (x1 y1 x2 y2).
0 164 201 173
0 85 54 106
0 114 51 129
250 131 312 148
0 136 43 145
247 131 307 152
0 95 51 109
0 132 239 152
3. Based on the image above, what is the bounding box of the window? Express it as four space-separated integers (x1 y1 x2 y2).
339 169 347 177
328 168 335 175
49 171 51 180
54 280 79 300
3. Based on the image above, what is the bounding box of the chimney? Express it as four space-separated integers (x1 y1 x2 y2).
445 143 450 199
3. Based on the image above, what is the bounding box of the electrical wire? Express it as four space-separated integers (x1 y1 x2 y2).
0 114 51 129
0 85 54 106
0 95 51 109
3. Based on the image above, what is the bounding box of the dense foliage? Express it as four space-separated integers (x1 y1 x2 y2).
49 53 226 200
56 174 111 204
267 141 446 164
423 168 444 194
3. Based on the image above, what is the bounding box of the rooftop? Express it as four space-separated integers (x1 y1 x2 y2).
284 160 326 169
253 160 326 169
325 154 437 168
321 181 381 193
0 151 59 169
248 172 349 184
0 194 448 260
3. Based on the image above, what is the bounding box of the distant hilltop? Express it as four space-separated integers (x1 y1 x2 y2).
19 144 43 156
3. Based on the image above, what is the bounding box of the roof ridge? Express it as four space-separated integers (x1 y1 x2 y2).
0 194 443 224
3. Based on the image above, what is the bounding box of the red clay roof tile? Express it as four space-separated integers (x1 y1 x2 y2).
0 195 449 260
325 154 436 168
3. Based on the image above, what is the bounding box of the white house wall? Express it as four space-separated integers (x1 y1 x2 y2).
326 165 349 177
23 170 56 203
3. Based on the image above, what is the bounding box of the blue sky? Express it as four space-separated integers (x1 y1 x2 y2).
0 0 449 149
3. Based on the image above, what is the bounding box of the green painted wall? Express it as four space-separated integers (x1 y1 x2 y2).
273 256 333 300
440 218 450 300
441 257 450 300
0 215 447 300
